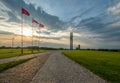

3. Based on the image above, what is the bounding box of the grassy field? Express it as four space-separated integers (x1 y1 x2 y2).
0 57 34 72
0 48 47 59
63 50 120 83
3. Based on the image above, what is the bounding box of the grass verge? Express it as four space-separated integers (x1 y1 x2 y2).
63 50 120 83
0 57 35 72
0 49 48 59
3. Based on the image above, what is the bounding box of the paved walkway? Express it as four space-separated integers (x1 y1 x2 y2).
0 52 51 64
31 51 108 83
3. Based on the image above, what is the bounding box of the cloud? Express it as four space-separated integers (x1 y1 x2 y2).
107 19 120 28
69 6 94 23
72 10 120 43
1 0 66 39
0 16 6 21
108 2 120 18
7 11 21 23
0 0 120 49
1 0 66 32
0 30 15 35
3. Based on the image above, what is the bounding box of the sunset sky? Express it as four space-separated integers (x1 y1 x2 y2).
0 0 120 49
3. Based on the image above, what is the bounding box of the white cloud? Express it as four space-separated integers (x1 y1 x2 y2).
107 21 120 28
42 37 88 47
0 2 11 21
108 2 120 18
0 21 34 36
0 2 11 12
106 2 120 28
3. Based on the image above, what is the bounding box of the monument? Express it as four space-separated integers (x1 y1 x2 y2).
70 32 73 50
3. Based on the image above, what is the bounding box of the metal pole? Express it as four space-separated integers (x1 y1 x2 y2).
21 13 23 54
39 28 40 51
32 18 33 53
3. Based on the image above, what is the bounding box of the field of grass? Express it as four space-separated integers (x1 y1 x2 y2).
63 50 120 83
0 57 34 72
0 48 47 59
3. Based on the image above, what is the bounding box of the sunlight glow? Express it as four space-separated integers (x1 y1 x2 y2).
23 28 32 37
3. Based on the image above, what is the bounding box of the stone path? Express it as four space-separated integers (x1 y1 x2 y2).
0 54 49 83
31 51 108 83
0 52 51 64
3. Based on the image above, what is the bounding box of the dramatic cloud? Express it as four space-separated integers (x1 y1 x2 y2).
0 0 120 49
108 1 120 18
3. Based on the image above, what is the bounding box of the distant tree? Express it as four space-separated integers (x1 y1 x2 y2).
0 46 6 49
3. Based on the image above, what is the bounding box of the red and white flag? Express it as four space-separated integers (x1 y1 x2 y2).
32 19 39 24
39 23 44 28
21 8 30 16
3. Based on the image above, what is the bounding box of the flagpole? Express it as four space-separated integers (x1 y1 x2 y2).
32 18 33 53
21 7 30 54
21 13 23 54
39 28 40 51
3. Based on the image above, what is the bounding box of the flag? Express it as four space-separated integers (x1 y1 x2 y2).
39 23 44 27
32 19 39 24
21 8 30 16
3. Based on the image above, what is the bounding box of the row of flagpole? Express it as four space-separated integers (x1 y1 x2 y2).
21 7 44 54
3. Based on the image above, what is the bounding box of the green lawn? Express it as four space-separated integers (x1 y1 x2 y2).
0 48 48 59
63 50 120 83
0 57 34 72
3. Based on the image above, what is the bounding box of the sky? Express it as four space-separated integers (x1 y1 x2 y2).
0 0 120 49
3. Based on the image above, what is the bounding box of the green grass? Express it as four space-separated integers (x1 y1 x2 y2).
63 50 120 83
0 57 34 72
0 48 48 59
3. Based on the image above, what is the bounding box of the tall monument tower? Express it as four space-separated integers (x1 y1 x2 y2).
70 32 73 50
